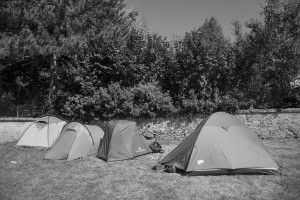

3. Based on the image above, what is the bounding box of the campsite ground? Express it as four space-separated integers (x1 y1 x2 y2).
0 138 299 200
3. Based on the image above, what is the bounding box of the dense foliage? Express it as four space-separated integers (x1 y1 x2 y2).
1 0 299 120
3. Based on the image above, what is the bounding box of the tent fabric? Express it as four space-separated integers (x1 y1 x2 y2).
97 120 152 162
89 120 107 131
36 115 65 124
45 122 104 161
16 115 66 148
160 112 279 175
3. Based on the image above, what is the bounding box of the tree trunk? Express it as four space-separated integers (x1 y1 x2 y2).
48 54 57 112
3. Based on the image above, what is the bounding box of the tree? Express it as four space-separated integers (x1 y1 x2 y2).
161 17 235 113
0 0 139 113
233 0 300 108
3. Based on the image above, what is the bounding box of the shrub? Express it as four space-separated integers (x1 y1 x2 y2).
180 89 217 114
63 82 176 120
217 95 239 113
131 82 176 118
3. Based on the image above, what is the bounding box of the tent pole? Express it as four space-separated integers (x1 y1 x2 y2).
47 114 49 148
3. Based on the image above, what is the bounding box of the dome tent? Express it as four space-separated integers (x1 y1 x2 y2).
45 122 104 161
16 115 66 148
160 112 279 175
97 120 152 162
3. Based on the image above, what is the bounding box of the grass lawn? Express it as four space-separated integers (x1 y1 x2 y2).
0 139 299 200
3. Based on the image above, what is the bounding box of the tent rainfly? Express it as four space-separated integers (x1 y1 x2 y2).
16 115 66 148
97 120 152 162
160 112 279 175
45 122 104 161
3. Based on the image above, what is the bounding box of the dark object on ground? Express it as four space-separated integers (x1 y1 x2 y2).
151 163 165 171
149 141 164 153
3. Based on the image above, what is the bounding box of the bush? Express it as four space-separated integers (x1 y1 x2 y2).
180 89 217 114
217 95 239 113
217 94 255 113
62 82 176 120
131 82 176 118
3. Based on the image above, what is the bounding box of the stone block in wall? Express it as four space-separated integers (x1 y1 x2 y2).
262 130 269 139
255 129 268 139
259 123 267 129
276 122 285 127
183 130 191 137
268 129 277 138
143 131 154 140
290 121 300 129
287 127 300 139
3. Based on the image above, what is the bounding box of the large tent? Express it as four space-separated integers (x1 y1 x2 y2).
160 112 279 175
45 122 104 161
16 115 66 148
97 120 152 162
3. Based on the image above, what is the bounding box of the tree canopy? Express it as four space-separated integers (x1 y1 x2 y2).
1 0 300 119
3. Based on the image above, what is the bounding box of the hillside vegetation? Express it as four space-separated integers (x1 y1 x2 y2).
0 0 299 120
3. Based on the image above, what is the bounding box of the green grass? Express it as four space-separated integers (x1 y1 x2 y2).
0 139 299 200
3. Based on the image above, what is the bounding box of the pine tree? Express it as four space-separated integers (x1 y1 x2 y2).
0 0 139 113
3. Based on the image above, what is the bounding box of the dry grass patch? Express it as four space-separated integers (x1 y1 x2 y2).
0 139 299 200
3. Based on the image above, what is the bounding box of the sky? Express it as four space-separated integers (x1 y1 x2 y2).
126 0 266 40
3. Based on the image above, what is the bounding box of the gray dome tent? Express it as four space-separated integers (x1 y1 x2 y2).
16 115 66 148
160 112 279 175
45 122 104 161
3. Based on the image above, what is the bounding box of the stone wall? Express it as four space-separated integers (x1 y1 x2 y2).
236 109 300 139
139 109 300 141
0 109 300 144
0 118 35 143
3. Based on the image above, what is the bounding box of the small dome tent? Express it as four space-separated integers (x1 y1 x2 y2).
97 120 152 162
160 112 279 175
45 122 104 161
16 115 66 148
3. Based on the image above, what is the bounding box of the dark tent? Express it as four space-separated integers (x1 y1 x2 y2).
160 112 279 175
97 120 152 161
